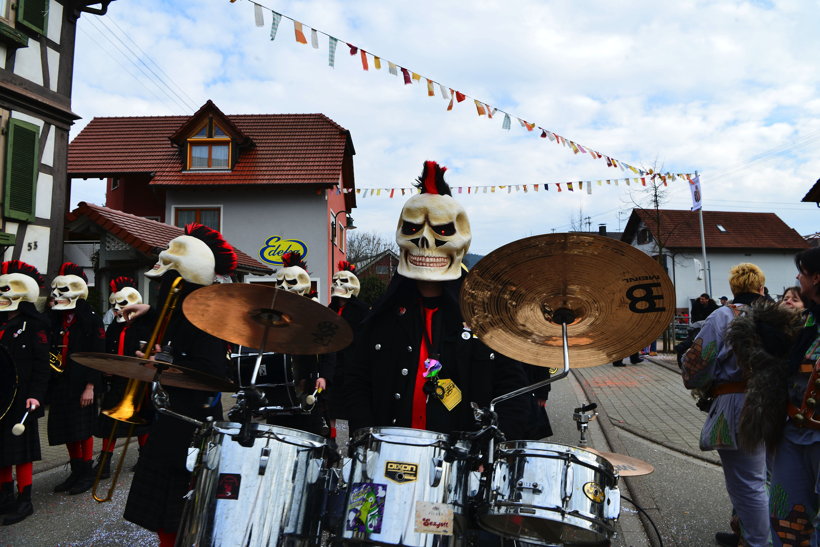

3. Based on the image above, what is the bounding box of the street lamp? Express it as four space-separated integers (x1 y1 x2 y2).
330 210 356 284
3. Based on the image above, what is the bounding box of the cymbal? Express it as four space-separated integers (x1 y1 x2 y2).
182 284 353 355
585 447 654 476
71 352 236 392
460 233 675 368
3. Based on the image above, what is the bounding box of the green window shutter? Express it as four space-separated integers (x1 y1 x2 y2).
4 118 40 222
17 0 49 36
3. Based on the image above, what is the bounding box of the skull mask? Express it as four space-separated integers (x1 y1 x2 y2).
109 287 142 323
331 270 360 299
276 266 311 295
0 273 40 312
51 275 89 310
145 235 216 286
396 193 471 281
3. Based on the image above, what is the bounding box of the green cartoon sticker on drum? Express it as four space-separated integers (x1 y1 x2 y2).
346 482 387 534
583 482 605 503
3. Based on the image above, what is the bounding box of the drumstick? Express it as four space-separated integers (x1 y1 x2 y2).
303 387 323 406
11 406 34 436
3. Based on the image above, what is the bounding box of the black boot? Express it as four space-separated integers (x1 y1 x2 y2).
1 486 33 525
53 459 83 493
68 460 94 495
0 482 15 513
93 452 112 480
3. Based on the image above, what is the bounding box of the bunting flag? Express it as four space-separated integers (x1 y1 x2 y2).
328 36 337 67
239 1 696 180
269 11 282 40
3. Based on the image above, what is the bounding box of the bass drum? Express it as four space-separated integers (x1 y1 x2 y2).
176 422 333 547
479 441 620 546
230 349 310 411
339 427 473 546
0 345 17 422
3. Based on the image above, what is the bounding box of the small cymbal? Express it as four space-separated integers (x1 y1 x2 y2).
585 447 654 476
71 352 235 392
183 284 353 355
460 233 675 368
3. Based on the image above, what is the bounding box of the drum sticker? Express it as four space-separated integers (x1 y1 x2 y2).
216 473 241 500
583 482 605 503
346 482 387 535
415 501 454 535
385 461 418 484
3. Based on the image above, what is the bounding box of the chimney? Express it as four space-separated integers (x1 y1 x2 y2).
598 224 607 236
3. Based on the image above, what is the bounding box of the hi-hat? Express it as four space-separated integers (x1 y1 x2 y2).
460 233 675 368
183 284 353 355
72 352 235 392
585 447 654 476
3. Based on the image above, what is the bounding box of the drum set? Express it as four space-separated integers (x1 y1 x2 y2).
73 233 674 546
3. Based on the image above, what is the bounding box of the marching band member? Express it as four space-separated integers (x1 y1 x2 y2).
122 224 236 547
0 261 50 525
47 263 105 496
345 161 531 440
92 277 152 479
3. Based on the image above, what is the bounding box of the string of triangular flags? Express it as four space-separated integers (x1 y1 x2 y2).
236 0 693 180
338 173 696 198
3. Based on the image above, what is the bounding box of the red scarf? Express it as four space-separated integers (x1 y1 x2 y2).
411 306 437 429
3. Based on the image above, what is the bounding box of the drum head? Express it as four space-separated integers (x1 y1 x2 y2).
0 345 18 421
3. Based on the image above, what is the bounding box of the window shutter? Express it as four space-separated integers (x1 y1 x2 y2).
4 119 40 222
17 0 49 36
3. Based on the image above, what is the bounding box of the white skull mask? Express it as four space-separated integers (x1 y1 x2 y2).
396 193 471 281
51 275 89 310
331 270 360 299
145 235 215 286
109 287 142 323
275 265 311 295
0 273 40 312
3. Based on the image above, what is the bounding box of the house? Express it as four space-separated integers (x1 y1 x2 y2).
356 249 399 286
1 0 113 278
65 201 271 307
621 209 809 313
67 100 356 303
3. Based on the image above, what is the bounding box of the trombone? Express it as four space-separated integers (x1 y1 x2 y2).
92 276 185 503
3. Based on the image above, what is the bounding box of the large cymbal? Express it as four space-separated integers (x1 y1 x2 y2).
71 352 236 392
460 233 675 368
183 284 353 355
585 448 655 476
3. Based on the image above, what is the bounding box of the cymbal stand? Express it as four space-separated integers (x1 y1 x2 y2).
485 309 574 465
150 367 204 428
573 402 598 446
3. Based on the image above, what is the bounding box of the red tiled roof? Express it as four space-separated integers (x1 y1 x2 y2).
622 209 809 250
68 111 353 188
67 202 272 274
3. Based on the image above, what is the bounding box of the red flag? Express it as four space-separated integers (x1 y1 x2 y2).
360 50 369 70
401 67 412 85
347 43 358 55
455 91 466 102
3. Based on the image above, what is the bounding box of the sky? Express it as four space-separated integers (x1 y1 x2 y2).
69 0 819 256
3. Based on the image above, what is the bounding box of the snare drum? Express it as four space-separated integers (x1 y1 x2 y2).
479 441 620 546
176 422 332 547
339 427 473 546
231 350 310 411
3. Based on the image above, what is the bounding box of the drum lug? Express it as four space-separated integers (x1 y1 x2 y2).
562 461 574 502
258 446 271 475
430 457 443 487
515 479 542 494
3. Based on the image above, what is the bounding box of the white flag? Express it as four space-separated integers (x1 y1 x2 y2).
690 175 703 211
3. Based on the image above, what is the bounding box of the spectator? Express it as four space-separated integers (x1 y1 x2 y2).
778 286 805 315
691 293 719 322
681 263 771 547
720 296 729 306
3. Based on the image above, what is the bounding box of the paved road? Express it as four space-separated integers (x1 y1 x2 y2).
1 355 732 546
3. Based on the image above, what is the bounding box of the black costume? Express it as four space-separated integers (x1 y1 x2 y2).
345 274 532 440
123 273 229 533
327 295 369 420
0 304 50 467
47 299 105 446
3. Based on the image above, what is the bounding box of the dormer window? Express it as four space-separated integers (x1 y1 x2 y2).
716 224 727 232
187 118 231 170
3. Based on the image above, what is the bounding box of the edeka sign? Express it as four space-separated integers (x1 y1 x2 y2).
259 236 309 266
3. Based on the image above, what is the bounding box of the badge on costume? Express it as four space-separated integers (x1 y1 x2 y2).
437 379 462 410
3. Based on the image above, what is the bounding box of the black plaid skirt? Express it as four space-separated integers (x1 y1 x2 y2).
47 374 98 446
123 457 191 532
0 414 41 466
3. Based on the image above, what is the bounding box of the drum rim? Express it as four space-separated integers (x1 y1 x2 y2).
352 425 451 442
494 440 617 475
213 421 329 448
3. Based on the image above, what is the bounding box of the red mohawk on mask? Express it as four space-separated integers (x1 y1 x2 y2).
337 260 355 273
109 276 137 293
58 262 87 283
282 251 308 271
184 223 237 276
415 161 451 196
1 260 44 287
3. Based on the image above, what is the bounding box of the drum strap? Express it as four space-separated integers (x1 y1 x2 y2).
412 305 439 429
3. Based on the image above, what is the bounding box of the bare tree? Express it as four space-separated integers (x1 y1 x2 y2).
347 230 398 264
